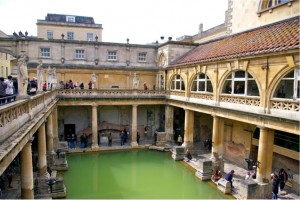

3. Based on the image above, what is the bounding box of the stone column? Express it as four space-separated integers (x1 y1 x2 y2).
183 109 194 150
47 113 54 153
91 104 99 151
131 105 138 147
211 115 220 160
165 105 174 142
257 127 274 183
21 142 34 199
38 122 47 175
52 107 59 149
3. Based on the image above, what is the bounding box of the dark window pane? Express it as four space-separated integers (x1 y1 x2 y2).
198 82 205 91
176 81 180 90
235 71 245 78
191 81 197 91
274 80 293 98
234 81 245 94
207 81 213 92
181 81 185 90
247 80 259 96
199 74 205 79
223 80 232 94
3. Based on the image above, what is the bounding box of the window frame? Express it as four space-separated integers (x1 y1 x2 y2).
258 0 293 14
47 31 53 39
40 47 51 58
66 16 75 23
87 33 93 41
273 68 299 100
222 71 259 96
191 73 213 93
138 52 147 62
107 50 117 61
67 32 74 40
75 49 85 59
171 74 185 91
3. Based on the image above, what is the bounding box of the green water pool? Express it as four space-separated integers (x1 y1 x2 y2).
63 150 231 199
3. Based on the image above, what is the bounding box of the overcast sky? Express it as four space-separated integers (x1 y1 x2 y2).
0 0 228 44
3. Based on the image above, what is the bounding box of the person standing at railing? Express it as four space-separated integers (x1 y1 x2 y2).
5 75 14 102
0 77 7 104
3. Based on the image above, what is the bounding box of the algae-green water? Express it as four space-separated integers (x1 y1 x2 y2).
63 150 230 199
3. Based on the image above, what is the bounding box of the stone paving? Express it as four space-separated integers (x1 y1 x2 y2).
1 138 299 199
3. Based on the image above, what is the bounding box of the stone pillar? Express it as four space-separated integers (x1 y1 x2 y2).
211 115 220 160
20 142 34 199
47 113 54 153
165 105 174 142
183 109 194 150
38 122 47 175
91 104 99 151
52 107 59 149
257 127 274 183
131 105 138 147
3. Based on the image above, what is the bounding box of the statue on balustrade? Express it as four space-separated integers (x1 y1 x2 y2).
36 60 44 92
17 53 29 97
51 67 57 90
91 73 97 89
132 72 139 89
46 66 52 90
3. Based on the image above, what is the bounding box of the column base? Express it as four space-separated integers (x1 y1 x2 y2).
91 144 99 151
21 188 34 199
131 141 139 148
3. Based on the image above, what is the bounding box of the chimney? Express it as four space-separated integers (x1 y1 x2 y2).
199 23 203 33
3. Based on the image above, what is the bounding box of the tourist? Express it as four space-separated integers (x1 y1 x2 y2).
71 133 77 149
108 133 112 146
5 75 14 96
79 82 84 89
143 82 148 90
185 149 192 162
225 170 234 189
6 167 13 188
278 168 288 191
245 171 251 180
177 134 183 146
154 131 158 145
212 170 222 182
137 132 140 144
59 81 65 89
272 174 280 199
47 166 52 177
80 133 88 148
0 77 7 104
13 79 18 95
88 81 92 89
120 131 125 146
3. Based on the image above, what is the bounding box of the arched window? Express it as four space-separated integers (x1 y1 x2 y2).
191 73 213 92
273 69 299 99
261 0 290 10
171 75 185 91
222 71 259 96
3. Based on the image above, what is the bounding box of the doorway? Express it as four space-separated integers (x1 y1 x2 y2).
64 124 76 140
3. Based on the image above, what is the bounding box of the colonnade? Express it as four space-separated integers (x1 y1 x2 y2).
19 107 58 198
164 106 275 184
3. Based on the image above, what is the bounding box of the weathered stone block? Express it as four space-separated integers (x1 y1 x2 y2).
217 178 231 194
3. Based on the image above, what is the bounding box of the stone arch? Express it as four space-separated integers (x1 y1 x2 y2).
0 48 17 58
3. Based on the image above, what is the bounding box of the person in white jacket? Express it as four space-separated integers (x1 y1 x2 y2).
5 75 14 95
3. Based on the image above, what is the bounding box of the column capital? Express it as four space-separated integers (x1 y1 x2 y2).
92 103 98 107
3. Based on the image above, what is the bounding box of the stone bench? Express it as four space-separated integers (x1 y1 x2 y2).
217 178 231 194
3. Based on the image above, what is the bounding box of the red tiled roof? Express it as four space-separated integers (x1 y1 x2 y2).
171 17 300 66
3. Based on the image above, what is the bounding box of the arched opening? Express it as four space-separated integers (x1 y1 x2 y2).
222 70 259 96
191 73 213 93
